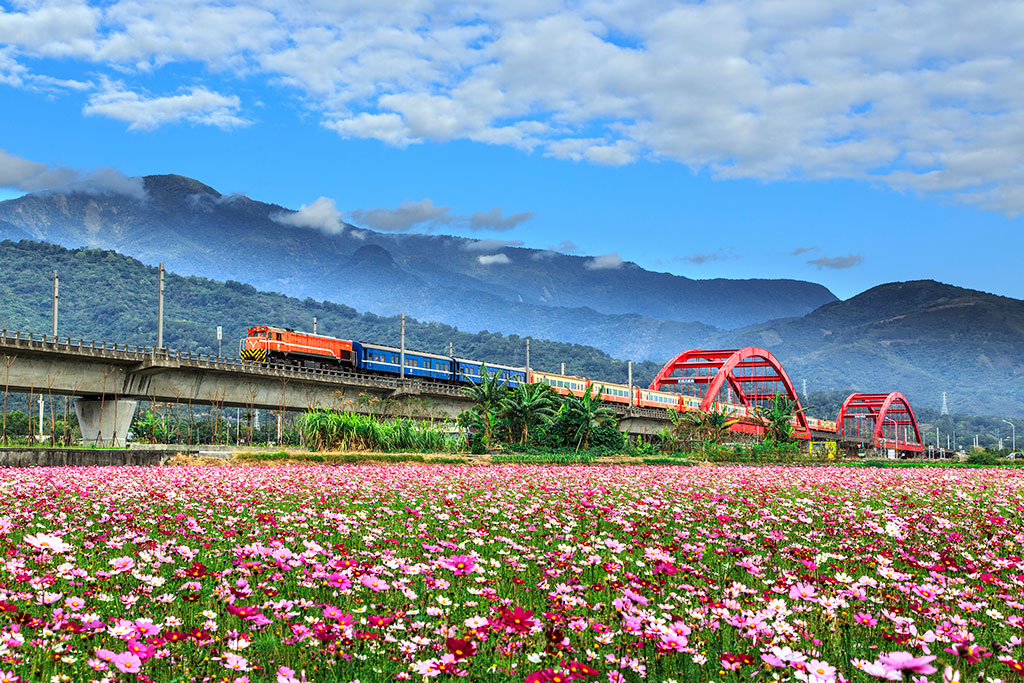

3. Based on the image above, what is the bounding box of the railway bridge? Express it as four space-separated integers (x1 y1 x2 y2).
0 329 902 454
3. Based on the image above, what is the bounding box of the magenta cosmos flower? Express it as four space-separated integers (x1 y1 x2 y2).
878 652 938 674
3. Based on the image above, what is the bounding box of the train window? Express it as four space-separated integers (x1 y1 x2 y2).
275 333 281 340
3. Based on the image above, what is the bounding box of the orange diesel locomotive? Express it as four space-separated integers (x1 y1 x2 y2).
240 326 354 366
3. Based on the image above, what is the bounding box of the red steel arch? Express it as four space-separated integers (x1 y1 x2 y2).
836 392 923 453
649 347 810 436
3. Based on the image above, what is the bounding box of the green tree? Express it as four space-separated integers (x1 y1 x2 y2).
754 393 808 444
499 383 558 444
674 403 740 455
563 385 616 451
460 364 509 444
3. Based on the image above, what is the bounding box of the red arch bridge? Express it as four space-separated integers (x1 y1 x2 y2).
648 346 924 452
835 392 924 453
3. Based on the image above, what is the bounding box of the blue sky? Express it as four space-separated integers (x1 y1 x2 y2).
1 0 1022 301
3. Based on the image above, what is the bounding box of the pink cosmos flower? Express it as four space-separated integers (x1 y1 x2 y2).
878 652 938 675
222 653 249 672
804 659 837 681
125 640 157 661
854 612 878 626
112 652 142 674
854 659 901 681
443 554 477 576
0 670 18 683
322 605 349 621
789 582 819 602
359 574 390 592
108 556 136 574
412 659 442 677
23 533 71 553
325 573 351 589
658 635 686 652
133 619 160 636
277 666 301 683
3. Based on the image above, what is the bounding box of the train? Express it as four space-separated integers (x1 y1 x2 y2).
240 325 837 432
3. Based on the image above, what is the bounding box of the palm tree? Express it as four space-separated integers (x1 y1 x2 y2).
671 402 740 455
461 363 509 444
754 393 809 444
563 385 616 451
499 383 557 444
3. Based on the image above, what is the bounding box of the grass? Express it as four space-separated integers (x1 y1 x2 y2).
299 409 461 453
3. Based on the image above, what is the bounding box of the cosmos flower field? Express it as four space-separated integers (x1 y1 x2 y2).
1 465 1022 683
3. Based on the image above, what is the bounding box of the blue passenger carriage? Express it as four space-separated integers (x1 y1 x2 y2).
354 342 454 381
455 358 526 388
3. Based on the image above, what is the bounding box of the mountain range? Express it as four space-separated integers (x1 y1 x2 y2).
0 174 833 361
0 176 1021 417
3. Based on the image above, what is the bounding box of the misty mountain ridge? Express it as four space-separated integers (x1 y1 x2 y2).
0 173 835 362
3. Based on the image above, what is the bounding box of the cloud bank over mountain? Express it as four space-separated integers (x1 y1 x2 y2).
2 1 1024 214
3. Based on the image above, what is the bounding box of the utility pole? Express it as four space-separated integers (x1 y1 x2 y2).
1004 419 1016 452
216 326 222 358
399 313 405 380
52 270 58 337
37 396 44 439
525 338 530 377
628 360 633 408
560 362 565 375
941 392 948 415
448 341 453 356
802 378 807 399
312 316 317 335
157 262 165 349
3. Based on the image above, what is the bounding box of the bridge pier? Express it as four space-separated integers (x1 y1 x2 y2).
74 399 137 447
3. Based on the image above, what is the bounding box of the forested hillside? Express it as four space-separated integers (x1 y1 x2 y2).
0 240 663 385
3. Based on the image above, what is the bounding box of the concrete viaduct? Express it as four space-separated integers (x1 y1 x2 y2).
0 330 691 446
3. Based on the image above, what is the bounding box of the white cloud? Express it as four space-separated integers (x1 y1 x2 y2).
463 238 524 252
350 199 450 232
0 149 145 199
676 250 735 265
272 197 345 235
477 253 511 265
585 252 623 270
0 3 100 58
350 200 533 233
83 80 249 131
808 254 864 270
3 1 1024 212
469 207 533 232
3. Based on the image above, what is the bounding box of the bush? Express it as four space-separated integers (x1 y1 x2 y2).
642 457 696 466
966 451 1001 465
